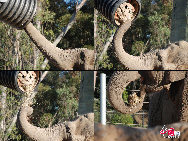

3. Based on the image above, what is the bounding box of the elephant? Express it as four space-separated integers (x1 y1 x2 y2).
114 20 188 70
0 0 94 70
19 106 94 141
107 71 188 127
25 23 94 70
94 122 188 141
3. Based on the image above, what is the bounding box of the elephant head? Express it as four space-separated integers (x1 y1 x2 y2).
107 71 187 115
19 106 94 141
114 20 188 70
24 23 94 70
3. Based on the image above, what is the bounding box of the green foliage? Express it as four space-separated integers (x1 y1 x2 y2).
38 113 53 127
98 54 114 70
122 88 129 104
131 41 146 55
110 113 133 125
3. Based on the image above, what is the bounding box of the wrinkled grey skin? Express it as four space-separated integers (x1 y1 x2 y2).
19 106 94 141
114 20 188 70
24 23 94 70
107 71 188 126
95 122 188 141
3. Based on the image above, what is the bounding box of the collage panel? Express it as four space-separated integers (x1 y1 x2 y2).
0 0 188 141
0 0 94 70
0 71 94 140
95 71 188 140
94 0 188 70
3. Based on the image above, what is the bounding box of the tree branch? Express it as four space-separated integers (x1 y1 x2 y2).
98 33 115 62
53 0 87 46
40 0 89 70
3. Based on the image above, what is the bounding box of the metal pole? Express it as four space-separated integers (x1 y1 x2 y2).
100 73 106 125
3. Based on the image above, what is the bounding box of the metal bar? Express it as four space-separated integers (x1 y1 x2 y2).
100 73 106 125
127 90 140 92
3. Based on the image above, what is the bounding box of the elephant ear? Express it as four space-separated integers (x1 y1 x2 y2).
167 71 186 82
107 71 146 114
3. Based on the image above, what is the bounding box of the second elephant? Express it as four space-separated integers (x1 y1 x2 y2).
107 71 188 126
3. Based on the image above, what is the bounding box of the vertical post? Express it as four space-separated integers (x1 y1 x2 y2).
170 0 188 42
100 73 106 125
78 71 94 115
142 110 144 127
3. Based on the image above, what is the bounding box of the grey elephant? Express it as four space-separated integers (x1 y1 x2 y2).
0 0 94 70
19 106 94 141
107 71 188 126
95 122 188 141
114 20 188 70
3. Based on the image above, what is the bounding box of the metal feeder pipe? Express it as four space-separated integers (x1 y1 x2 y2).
0 0 37 29
0 71 41 93
95 0 141 26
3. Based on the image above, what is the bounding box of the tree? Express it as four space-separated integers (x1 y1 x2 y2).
170 0 188 42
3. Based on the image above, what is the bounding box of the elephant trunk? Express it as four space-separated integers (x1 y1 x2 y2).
107 71 146 114
114 20 154 70
19 106 68 141
24 23 94 70
24 23 64 69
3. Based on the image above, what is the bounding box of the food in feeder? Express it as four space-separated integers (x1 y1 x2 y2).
114 2 135 25
17 71 38 93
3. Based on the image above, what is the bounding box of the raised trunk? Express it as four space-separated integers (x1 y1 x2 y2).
19 106 94 141
19 106 67 141
24 23 94 70
114 20 156 70
107 71 146 114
